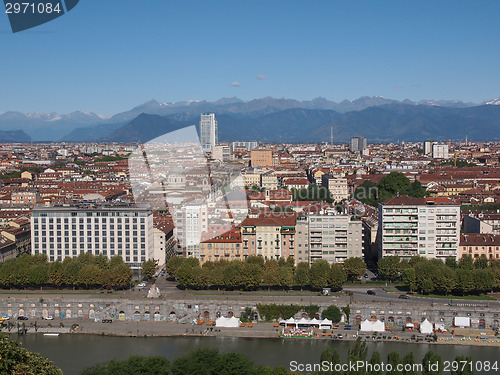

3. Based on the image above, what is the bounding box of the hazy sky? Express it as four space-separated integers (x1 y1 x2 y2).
1 0 499 115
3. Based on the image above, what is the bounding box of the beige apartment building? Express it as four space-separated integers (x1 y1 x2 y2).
459 233 500 260
199 227 242 264
241 216 296 261
321 175 349 202
251 149 273 168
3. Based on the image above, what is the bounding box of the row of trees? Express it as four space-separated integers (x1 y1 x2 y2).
80 348 294 375
377 255 500 295
0 253 133 289
354 171 426 206
165 256 367 290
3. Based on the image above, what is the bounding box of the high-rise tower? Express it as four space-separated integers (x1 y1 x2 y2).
200 113 218 152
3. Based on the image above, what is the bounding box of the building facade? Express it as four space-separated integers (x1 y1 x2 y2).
377 196 460 260
459 234 500 260
175 204 208 258
232 141 258 152
31 206 154 268
250 149 273 168
241 216 296 261
321 175 349 202
199 227 242 264
308 213 363 264
432 144 449 159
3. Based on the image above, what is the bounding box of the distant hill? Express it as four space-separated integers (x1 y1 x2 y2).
0 111 104 141
94 103 500 143
100 114 191 143
0 130 31 143
308 103 500 142
59 122 125 142
2 95 499 142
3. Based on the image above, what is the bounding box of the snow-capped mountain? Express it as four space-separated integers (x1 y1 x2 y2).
0 110 105 140
485 98 500 105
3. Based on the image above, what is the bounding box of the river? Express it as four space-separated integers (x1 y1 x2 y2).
17 334 500 375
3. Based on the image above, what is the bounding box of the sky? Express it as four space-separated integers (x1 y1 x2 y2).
1 0 499 116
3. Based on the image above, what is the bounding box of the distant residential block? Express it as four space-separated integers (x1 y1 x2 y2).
251 149 273 168
350 136 367 152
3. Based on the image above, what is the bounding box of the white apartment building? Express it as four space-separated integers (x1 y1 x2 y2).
423 141 437 156
200 113 218 152
31 206 154 269
232 141 258 151
377 196 460 260
211 145 231 162
432 144 449 159
308 212 363 264
175 204 208 258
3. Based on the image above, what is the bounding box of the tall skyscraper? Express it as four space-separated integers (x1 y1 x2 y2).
200 113 218 152
350 136 367 152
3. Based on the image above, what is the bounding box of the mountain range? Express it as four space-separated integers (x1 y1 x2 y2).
0 96 499 143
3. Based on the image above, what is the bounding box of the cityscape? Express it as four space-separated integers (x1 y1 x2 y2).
1 0 500 374
1 110 500 373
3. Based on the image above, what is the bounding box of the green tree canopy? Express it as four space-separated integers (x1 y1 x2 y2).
343 257 366 282
0 334 62 375
141 260 157 279
321 305 342 323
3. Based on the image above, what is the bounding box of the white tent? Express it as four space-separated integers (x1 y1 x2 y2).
310 318 321 327
278 319 287 326
406 322 414 328
285 317 297 327
420 319 433 334
320 319 333 329
297 317 310 327
454 317 470 328
215 316 241 328
360 319 385 332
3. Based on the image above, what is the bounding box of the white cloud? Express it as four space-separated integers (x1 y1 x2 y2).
230 81 241 87
257 74 267 80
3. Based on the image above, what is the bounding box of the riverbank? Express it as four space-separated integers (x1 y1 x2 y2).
4 320 500 347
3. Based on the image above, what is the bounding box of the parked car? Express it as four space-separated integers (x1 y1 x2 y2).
17 316 28 320
399 294 410 299
43 316 54 320
366 290 376 295
344 325 352 330
137 282 146 288
337 334 344 339
102 319 113 323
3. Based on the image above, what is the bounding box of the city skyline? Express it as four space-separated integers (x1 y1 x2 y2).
1 0 499 115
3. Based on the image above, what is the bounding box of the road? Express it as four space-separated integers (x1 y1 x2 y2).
342 286 500 308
